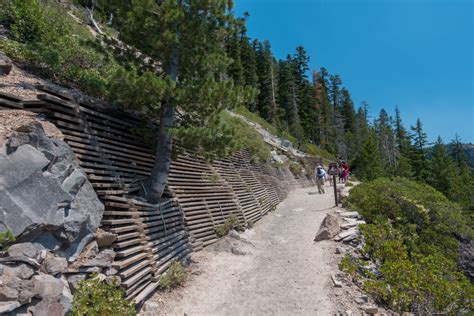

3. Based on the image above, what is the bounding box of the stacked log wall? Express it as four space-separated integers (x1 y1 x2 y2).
0 89 309 303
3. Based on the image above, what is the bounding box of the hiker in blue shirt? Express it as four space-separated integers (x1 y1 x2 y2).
315 165 327 194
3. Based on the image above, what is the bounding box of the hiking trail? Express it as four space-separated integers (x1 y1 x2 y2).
143 185 363 315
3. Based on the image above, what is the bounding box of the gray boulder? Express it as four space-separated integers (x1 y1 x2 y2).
66 274 86 293
27 298 65 316
32 274 63 299
42 253 68 276
314 213 340 241
0 301 21 314
95 229 117 247
81 249 115 268
0 266 35 303
4 264 35 280
0 121 104 259
7 243 41 259
0 52 12 76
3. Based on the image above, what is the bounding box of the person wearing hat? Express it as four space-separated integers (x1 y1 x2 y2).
315 165 327 194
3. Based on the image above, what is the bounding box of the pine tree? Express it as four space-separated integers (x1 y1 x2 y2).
428 137 457 193
448 134 473 210
339 88 356 133
291 46 314 143
312 67 335 153
241 36 258 87
354 129 385 181
240 35 258 112
347 104 369 161
328 74 342 110
254 40 276 121
109 0 254 202
393 106 414 177
409 118 429 181
226 19 245 85
450 134 469 170
277 59 291 130
374 109 396 171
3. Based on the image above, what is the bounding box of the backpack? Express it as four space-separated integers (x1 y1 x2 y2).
317 168 324 178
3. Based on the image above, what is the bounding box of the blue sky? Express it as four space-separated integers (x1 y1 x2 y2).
233 0 474 143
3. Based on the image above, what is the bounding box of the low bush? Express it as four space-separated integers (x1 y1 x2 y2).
0 0 113 96
342 178 474 314
215 215 242 237
159 261 187 290
300 143 334 161
288 162 303 176
0 230 16 252
70 274 135 316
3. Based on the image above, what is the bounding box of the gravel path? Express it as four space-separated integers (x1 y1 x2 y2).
145 185 345 316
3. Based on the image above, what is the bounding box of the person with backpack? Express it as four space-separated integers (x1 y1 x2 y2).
315 165 327 194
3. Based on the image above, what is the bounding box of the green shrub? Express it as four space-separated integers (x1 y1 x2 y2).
342 178 474 313
159 261 186 290
234 106 277 135
289 162 303 176
300 143 335 161
215 215 242 237
339 254 360 280
0 230 16 252
345 181 354 187
71 274 135 316
0 0 116 97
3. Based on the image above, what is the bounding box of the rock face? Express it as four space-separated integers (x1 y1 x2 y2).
0 52 12 76
0 119 104 259
314 213 340 241
458 239 474 282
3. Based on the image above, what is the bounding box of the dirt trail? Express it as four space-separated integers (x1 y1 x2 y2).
145 185 349 315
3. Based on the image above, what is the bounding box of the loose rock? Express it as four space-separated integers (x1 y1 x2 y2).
228 230 241 240
81 249 115 268
32 275 63 299
5 264 35 280
42 253 68 275
104 267 118 276
331 274 343 288
0 301 21 314
95 229 117 247
334 228 358 242
314 213 339 241
339 211 360 218
7 243 40 259
66 274 86 293
364 307 379 314
0 52 12 76
231 247 245 256
105 275 121 287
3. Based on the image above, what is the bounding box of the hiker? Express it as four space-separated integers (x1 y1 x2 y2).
338 164 344 183
343 166 349 182
315 165 327 194
328 163 337 186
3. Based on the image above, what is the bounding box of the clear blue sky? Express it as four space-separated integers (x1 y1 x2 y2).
234 0 474 143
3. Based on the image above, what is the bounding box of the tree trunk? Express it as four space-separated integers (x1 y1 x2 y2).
147 51 178 204
270 58 277 122
147 101 175 203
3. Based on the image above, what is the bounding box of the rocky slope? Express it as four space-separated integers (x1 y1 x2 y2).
0 110 118 315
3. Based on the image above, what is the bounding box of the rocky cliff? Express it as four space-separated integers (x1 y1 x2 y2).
0 110 103 258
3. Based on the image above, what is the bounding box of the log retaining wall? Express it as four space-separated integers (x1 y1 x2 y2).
0 88 313 303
